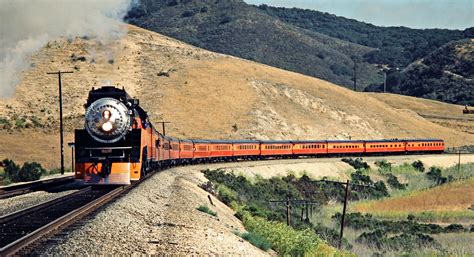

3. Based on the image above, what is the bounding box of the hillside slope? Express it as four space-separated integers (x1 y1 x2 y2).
258 5 468 68
367 39 474 105
0 25 472 168
126 0 381 90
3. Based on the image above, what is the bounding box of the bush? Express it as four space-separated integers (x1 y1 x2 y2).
18 162 45 182
217 184 237 205
444 224 464 233
342 158 369 170
3 159 20 182
356 231 440 251
236 231 272 251
426 167 447 185
2 159 45 182
241 211 339 256
197 205 217 217
181 10 195 18
386 174 407 190
412 160 425 172
375 160 392 171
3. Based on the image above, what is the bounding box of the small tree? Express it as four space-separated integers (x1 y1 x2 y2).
18 162 45 182
411 160 425 172
3 159 20 182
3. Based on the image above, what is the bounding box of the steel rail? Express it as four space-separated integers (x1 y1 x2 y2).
0 175 75 199
0 186 124 257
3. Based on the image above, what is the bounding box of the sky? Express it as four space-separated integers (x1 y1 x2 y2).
245 0 473 30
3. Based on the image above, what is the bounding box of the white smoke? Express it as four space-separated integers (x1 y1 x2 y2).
0 0 136 97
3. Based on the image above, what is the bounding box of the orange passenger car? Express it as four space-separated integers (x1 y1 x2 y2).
179 139 194 159
365 140 405 153
327 140 364 154
233 140 260 157
209 140 234 158
292 140 327 156
405 139 444 153
193 140 211 159
260 141 293 156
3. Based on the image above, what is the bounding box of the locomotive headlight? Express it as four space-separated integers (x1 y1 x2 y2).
101 121 113 132
85 97 131 143
102 110 111 120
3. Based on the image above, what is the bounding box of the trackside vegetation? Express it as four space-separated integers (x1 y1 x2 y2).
0 159 62 185
196 205 217 217
202 158 474 255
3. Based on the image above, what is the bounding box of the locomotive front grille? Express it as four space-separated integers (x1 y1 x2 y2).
84 147 132 160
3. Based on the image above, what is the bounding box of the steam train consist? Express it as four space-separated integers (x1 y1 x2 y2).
74 87 445 185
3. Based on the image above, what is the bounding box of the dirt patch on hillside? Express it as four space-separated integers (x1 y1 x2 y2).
354 177 474 213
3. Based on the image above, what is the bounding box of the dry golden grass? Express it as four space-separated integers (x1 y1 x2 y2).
354 177 474 213
1 25 473 168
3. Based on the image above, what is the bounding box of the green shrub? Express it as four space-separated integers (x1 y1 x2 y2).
375 160 392 171
444 224 464 233
426 167 448 185
18 162 45 181
386 174 407 190
241 211 340 256
412 160 425 172
217 184 238 205
356 230 440 251
236 231 272 251
342 157 369 170
15 117 26 128
3 159 20 182
350 170 389 199
197 205 217 217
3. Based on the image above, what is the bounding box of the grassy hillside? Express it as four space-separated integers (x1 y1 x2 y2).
0 25 473 168
126 0 381 90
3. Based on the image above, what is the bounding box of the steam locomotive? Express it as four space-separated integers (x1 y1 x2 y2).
74 87 444 185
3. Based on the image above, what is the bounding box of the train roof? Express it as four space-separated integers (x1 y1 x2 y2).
232 140 260 144
260 140 292 144
326 140 365 143
291 140 327 144
363 139 405 143
403 139 444 142
192 139 234 144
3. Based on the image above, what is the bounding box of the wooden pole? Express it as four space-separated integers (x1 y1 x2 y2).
339 180 350 249
286 197 291 226
47 71 73 175
458 151 461 174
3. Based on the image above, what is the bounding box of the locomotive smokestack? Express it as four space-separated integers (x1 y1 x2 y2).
0 0 137 97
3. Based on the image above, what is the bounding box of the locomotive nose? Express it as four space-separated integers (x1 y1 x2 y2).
85 97 131 143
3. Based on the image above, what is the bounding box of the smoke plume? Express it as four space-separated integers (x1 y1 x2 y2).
0 0 136 97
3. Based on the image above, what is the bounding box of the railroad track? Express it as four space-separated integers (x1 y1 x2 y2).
0 167 158 256
0 186 124 256
0 175 75 199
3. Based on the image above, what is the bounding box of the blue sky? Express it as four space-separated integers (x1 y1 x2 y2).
245 0 473 29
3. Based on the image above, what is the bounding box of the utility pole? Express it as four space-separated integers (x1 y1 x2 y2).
157 121 171 136
339 180 350 249
353 60 357 92
458 150 461 174
269 198 318 226
308 178 375 249
383 71 387 93
47 71 73 175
